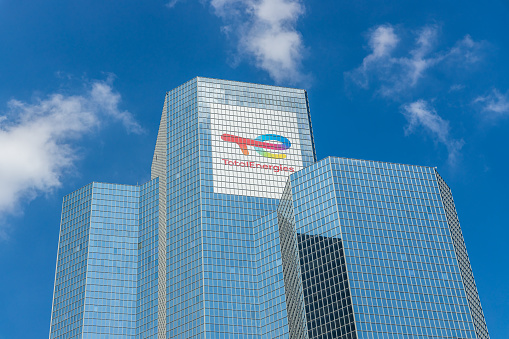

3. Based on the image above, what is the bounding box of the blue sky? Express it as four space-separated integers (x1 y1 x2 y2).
0 0 508 337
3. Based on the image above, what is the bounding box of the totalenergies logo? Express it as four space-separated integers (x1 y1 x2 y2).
221 133 291 159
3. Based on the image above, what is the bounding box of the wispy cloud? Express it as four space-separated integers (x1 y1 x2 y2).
347 24 485 99
345 24 487 165
449 84 465 92
90 81 143 133
475 89 509 118
353 25 399 89
0 79 140 220
165 0 181 8
169 0 307 83
402 100 463 165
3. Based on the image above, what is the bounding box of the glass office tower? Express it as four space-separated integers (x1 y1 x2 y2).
50 77 489 339
161 77 315 338
49 181 159 339
276 157 489 339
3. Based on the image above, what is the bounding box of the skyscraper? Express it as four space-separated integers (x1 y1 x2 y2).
277 157 489 339
49 77 489 339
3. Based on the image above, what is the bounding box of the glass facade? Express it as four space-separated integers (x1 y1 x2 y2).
50 184 92 339
163 77 315 338
253 212 291 339
279 157 489 339
50 181 160 339
50 77 488 339
82 183 140 339
137 179 161 339
436 174 490 339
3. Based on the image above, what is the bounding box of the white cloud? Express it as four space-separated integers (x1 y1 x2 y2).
369 25 399 58
165 0 182 8
90 82 143 134
354 25 399 88
347 24 484 98
205 0 307 83
447 35 484 64
449 84 465 92
0 80 140 218
403 25 440 87
402 100 464 165
475 89 509 118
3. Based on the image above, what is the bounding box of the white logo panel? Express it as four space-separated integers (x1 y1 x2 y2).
210 104 303 199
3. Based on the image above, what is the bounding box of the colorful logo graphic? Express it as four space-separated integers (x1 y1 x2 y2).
221 133 291 159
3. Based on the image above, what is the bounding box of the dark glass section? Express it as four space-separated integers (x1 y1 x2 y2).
297 233 356 339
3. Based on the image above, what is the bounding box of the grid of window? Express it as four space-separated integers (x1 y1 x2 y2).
196 77 315 338
253 212 291 339
297 234 356 339
277 181 311 339
50 78 490 339
51 180 162 339
50 184 92 339
201 193 272 338
50 77 317 339
151 97 168 339
137 179 160 338
284 157 484 339
436 173 490 339
82 183 139 339
286 160 357 339
331 158 477 339
165 79 205 338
